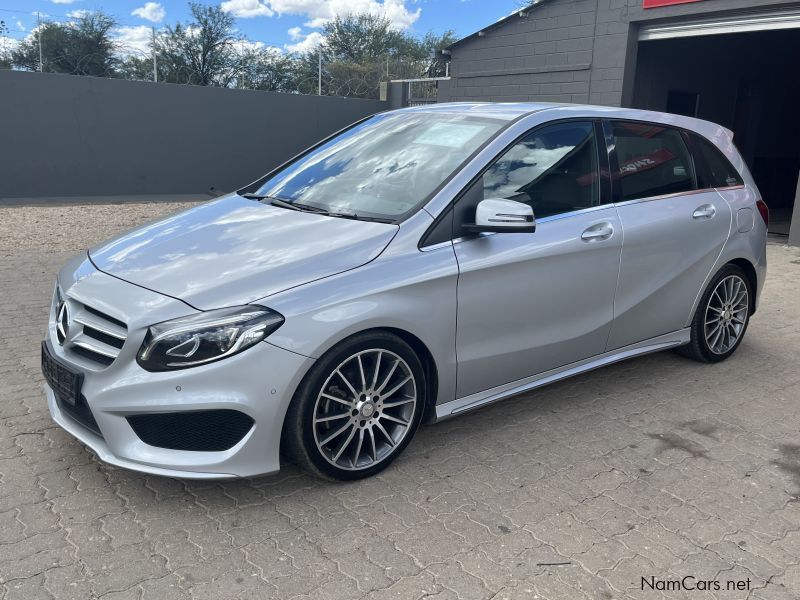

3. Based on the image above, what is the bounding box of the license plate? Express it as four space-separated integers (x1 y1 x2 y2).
41 341 83 407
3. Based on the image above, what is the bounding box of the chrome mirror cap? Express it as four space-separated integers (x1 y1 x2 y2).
464 198 536 233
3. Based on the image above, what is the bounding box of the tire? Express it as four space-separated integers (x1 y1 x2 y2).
677 263 752 363
282 331 426 481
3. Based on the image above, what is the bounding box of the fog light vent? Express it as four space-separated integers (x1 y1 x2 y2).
127 410 254 451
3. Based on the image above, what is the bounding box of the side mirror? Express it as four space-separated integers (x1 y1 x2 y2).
464 198 536 234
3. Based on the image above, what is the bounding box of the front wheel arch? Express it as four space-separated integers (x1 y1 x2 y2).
280 328 431 479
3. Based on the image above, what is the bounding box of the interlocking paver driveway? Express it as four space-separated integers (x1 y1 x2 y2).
1 201 799 600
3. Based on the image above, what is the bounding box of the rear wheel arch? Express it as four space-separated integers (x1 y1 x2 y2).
678 262 752 363
727 258 758 315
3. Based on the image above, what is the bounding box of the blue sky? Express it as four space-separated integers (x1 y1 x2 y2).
0 0 521 55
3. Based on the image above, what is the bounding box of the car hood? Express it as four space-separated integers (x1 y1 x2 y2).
89 194 398 310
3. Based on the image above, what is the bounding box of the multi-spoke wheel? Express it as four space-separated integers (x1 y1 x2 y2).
704 275 749 355
283 332 425 480
678 264 752 363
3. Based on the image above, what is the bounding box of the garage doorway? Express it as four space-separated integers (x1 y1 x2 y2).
632 17 800 237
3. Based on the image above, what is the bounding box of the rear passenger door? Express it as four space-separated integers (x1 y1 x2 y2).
605 120 733 350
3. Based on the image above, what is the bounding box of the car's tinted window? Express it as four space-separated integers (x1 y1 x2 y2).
689 133 744 189
481 121 600 219
611 121 695 202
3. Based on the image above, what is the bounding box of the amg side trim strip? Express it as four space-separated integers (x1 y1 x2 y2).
435 329 691 420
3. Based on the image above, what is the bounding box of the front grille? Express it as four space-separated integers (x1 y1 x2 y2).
56 290 128 368
127 410 254 452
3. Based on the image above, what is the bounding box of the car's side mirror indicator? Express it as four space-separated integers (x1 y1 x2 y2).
463 198 536 234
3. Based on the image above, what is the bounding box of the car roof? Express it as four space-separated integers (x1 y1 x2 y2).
395 102 561 120
395 102 734 142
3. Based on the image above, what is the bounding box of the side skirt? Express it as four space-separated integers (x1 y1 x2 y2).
434 329 691 421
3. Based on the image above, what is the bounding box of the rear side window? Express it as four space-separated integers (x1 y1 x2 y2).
688 133 743 189
611 121 695 202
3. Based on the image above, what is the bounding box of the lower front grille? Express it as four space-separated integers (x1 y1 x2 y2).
126 410 254 452
56 394 103 438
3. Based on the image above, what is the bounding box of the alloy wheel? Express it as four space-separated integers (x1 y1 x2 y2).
704 274 749 355
312 349 417 471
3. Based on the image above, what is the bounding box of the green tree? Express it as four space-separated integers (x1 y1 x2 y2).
155 3 241 86
323 13 415 63
12 12 117 76
237 48 299 92
297 14 458 98
0 21 12 69
295 14 412 98
116 54 155 81
417 30 458 77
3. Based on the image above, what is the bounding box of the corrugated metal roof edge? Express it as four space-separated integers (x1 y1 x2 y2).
444 0 553 51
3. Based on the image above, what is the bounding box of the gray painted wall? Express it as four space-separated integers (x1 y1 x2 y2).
438 0 800 107
0 71 386 198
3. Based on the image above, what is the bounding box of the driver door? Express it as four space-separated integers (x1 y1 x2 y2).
453 120 623 398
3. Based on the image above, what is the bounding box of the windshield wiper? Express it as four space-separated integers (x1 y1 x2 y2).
239 192 393 223
325 212 395 224
239 193 327 214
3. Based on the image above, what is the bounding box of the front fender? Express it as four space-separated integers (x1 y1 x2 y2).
263 245 459 407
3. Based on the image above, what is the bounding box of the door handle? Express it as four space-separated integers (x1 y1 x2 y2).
693 204 716 219
581 222 614 242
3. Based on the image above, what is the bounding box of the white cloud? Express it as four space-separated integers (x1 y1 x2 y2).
225 0 420 29
0 36 20 53
285 30 324 53
51 0 79 4
287 26 302 41
270 0 420 30
221 0 274 18
16 20 26 31
132 2 166 23
113 25 153 56
66 9 89 19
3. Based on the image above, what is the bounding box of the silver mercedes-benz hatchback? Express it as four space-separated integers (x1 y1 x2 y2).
43 103 768 480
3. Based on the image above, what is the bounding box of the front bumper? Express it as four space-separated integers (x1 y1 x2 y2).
45 257 315 479
45 338 313 479
46 384 237 479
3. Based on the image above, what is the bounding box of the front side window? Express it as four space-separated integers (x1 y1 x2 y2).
481 121 600 219
611 121 695 202
689 133 743 189
254 112 505 220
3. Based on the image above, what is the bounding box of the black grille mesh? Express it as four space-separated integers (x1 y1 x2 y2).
58 395 102 437
127 410 254 451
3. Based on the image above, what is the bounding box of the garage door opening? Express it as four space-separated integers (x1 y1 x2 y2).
632 27 800 236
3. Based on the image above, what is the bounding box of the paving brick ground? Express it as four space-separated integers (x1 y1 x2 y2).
1 201 799 600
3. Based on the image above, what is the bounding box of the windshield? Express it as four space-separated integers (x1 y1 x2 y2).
253 112 506 220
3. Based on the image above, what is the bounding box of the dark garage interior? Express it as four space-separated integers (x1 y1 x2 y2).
632 29 800 236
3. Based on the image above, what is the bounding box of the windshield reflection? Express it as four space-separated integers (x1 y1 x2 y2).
256 112 505 220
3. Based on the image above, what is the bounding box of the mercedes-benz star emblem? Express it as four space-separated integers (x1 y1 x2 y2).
56 301 70 345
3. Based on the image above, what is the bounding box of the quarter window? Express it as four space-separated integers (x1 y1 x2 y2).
481 121 601 219
611 121 695 202
689 133 744 189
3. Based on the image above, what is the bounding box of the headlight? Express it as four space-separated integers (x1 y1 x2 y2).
137 306 284 372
